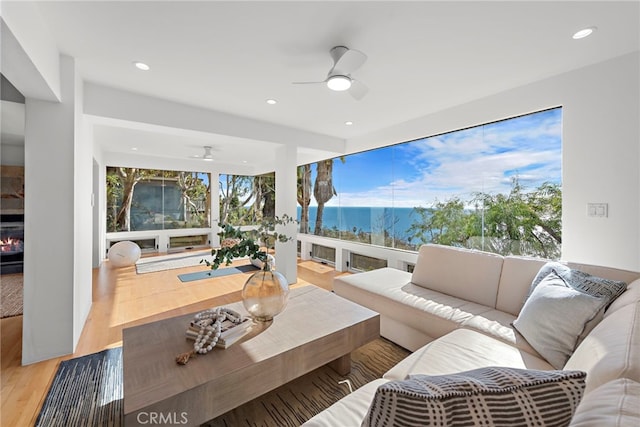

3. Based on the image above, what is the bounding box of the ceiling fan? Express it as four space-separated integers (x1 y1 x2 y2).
190 146 215 161
293 46 368 100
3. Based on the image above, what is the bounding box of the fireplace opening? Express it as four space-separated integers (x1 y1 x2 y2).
1 214 24 274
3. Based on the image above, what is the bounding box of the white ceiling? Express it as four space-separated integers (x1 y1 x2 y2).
6 1 640 167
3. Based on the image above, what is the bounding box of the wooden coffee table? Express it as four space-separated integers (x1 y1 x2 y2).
122 285 380 426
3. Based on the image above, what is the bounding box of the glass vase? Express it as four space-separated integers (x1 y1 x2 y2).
242 266 289 322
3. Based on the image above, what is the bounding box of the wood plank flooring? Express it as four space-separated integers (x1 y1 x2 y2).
0 252 346 426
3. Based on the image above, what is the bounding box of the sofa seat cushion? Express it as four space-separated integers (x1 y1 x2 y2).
461 309 543 358
564 301 640 393
301 379 388 427
383 328 553 381
569 378 640 427
335 269 494 341
411 244 504 307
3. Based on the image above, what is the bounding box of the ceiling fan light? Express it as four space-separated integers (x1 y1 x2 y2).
327 75 352 91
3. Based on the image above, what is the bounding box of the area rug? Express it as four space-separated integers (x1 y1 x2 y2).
135 251 214 274
36 347 123 427
178 264 259 282
1 273 23 318
35 338 409 426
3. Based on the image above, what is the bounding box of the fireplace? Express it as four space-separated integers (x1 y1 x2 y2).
1 213 24 274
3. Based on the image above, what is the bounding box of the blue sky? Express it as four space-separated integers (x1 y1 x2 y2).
323 108 562 208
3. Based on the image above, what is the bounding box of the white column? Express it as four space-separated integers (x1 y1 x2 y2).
22 55 91 364
274 144 298 284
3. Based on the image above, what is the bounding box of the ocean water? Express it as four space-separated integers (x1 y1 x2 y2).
297 206 419 239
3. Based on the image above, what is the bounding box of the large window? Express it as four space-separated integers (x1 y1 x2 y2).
106 168 210 232
298 108 562 259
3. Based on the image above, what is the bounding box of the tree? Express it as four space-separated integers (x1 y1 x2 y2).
473 178 561 258
175 171 209 227
112 168 157 231
219 175 254 224
297 164 312 233
106 172 123 232
253 173 276 220
312 157 345 235
409 178 562 259
313 159 336 235
409 197 477 247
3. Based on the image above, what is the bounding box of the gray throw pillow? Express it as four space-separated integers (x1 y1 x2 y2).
361 367 586 427
516 262 627 368
513 270 607 369
529 262 627 310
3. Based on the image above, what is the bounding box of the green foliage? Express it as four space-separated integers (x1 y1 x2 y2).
409 197 477 247
409 178 562 259
203 214 298 270
219 173 275 226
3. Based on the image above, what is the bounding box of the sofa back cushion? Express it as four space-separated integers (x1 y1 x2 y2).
411 244 504 307
569 378 640 427
564 301 640 394
566 262 639 286
496 256 549 316
605 278 640 317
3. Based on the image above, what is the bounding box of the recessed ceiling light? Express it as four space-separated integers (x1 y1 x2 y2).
572 27 597 40
133 61 150 71
266 99 277 105
131 147 138 151
345 121 353 126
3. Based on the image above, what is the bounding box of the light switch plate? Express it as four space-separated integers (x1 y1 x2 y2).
587 203 608 217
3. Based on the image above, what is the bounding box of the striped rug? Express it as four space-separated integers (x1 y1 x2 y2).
36 338 409 426
36 347 123 426
135 251 214 274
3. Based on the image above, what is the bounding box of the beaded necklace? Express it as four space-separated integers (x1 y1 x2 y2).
176 307 244 365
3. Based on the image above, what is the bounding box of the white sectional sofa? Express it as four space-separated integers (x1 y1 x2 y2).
304 244 640 426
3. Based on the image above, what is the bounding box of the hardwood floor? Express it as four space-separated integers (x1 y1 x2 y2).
0 252 346 426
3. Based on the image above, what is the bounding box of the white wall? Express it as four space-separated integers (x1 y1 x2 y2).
0 142 23 165
73 64 92 346
0 3 60 101
348 52 640 271
22 55 92 364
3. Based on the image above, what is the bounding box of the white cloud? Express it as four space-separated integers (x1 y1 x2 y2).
326 109 561 208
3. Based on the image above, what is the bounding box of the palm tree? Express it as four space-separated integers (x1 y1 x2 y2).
313 159 337 235
297 164 312 233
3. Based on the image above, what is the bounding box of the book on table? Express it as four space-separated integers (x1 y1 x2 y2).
186 317 253 349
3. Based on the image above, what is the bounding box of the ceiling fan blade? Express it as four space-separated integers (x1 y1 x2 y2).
330 48 367 75
292 80 326 85
349 79 368 100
